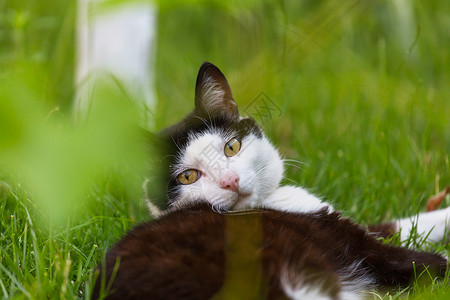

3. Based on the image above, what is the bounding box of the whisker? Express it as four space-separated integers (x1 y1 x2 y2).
284 163 304 170
282 159 305 165
283 178 301 185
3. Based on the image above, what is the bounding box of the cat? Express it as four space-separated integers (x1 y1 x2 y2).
92 62 449 299
144 62 450 243
93 204 447 299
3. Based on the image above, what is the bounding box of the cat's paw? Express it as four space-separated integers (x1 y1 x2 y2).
261 186 333 213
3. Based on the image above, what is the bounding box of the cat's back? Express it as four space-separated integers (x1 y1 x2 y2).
95 205 226 300
93 204 447 300
93 205 355 299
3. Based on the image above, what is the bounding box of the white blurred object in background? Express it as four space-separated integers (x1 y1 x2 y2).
75 0 157 128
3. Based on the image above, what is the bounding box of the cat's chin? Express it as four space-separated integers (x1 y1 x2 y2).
229 193 254 210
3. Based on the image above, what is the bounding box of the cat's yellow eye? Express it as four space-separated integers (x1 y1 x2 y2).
224 137 241 157
177 169 200 185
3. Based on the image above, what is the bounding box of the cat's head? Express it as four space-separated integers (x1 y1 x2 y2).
147 62 283 214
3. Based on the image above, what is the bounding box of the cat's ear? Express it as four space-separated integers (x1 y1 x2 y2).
194 62 239 121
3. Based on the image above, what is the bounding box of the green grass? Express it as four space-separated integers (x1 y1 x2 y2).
1 0 450 299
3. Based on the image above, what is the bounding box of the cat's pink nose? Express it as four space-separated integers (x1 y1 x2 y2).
220 173 240 193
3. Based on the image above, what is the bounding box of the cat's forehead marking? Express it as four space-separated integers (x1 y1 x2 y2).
166 115 263 178
169 127 245 177
182 129 231 164
187 133 221 156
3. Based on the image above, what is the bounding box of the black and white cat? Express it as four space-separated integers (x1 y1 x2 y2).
93 63 449 300
94 203 447 300
145 62 450 243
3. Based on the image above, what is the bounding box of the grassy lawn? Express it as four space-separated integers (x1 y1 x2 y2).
1 0 449 298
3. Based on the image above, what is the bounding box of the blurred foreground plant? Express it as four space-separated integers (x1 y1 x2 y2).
0 63 148 225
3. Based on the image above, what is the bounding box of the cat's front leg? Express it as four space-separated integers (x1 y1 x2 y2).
260 185 333 213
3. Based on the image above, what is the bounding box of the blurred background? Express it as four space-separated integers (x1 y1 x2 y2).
0 0 449 298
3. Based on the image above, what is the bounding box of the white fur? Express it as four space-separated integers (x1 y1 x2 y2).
142 178 162 218
337 261 375 300
169 127 333 215
201 74 226 107
170 127 283 211
397 207 450 243
282 283 332 300
262 185 333 213
280 264 334 300
280 261 373 300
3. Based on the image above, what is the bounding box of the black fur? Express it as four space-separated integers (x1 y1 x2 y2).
93 204 447 299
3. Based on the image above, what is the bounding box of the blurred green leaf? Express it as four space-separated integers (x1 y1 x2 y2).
0 65 147 224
